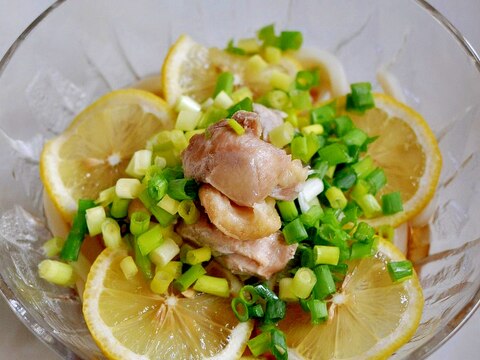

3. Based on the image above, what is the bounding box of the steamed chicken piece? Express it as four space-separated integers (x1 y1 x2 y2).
176 216 297 279
182 111 307 207
252 103 284 141
199 184 281 240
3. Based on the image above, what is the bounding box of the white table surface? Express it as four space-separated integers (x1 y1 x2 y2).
0 0 479 359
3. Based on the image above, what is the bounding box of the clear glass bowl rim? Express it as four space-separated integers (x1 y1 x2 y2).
0 0 479 359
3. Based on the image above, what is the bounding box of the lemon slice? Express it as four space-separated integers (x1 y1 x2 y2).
280 239 423 360
83 247 253 359
40 89 174 223
344 93 442 228
162 35 301 105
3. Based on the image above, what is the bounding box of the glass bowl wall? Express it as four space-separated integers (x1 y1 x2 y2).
0 0 479 359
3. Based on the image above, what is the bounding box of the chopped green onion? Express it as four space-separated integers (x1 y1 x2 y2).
120 256 138 280
42 236 65 258
247 331 271 357
342 128 368 147
199 106 228 128
350 240 374 259
157 261 182 279
356 194 382 218
307 299 328 324
295 69 319 90
115 178 143 199
237 38 260 54
310 103 336 126
254 283 279 301
292 267 317 299
214 90 234 109
125 149 153 178
149 238 180 267
179 243 194 263
333 166 357 190
257 24 279 47
95 186 116 207
264 299 287 324
270 70 292 92
132 234 153 280
193 275 230 297
60 199 95 261
150 270 174 294
147 174 168 202
138 189 176 226
290 89 312 110
174 264 206 292
280 31 303 51
227 118 246 135
346 82 375 112
38 260 75 287
213 72 234 97
248 304 265 318
300 205 323 228
264 45 282 64
178 199 200 225
301 124 324 135
310 159 329 179
353 222 375 242
269 122 295 148
304 133 322 163
300 247 315 268
167 178 198 201
137 225 164 256
312 265 336 300
176 109 202 131
282 218 308 244
185 246 212 265
157 194 180 215
382 191 404 215
387 261 413 282
366 168 387 194
313 245 340 265
318 143 352 166
334 116 354 137
231 297 250 322
246 54 268 75
225 39 246 55
351 156 375 179
110 196 130 219
231 86 253 103
325 186 348 209
266 89 289 110
277 200 298 222
350 179 371 202
130 211 150 236
226 97 253 118
239 285 259 305
270 328 288 360
175 95 201 112
101 218 122 249
291 136 308 161
278 278 297 302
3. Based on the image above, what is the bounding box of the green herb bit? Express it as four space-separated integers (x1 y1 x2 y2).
290 89 312 110
365 168 387 194
133 235 154 280
226 118 246 135
334 116 354 137
60 199 96 261
147 173 168 202
307 299 328 324
257 24 279 47
138 189 176 226
333 166 357 190
312 265 336 300
226 97 253 118
225 39 246 55
167 178 199 201
213 72 234 97
282 218 309 244
247 331 271 357
174 264 206 292
280 31 303 51
310 103 336 128
346 82 375 113
248 304 264 318
254 283 279 301
318 143 352 166
270 328 288 360
387 260 413 282
381 191 404 215
231 297 250 322
239 285 259 305
266 89 290 110
277 200 299 222
264 299 287 324
353 222 375 242
295 69 320 90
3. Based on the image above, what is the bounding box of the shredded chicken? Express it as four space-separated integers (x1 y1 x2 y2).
182 111 307 207
252 103 284 141
176 216 297 279
199 184 281 240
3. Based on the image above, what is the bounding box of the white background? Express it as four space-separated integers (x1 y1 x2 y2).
0 0 479 359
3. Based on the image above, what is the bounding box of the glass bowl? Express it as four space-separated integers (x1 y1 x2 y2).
1 0 479 359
